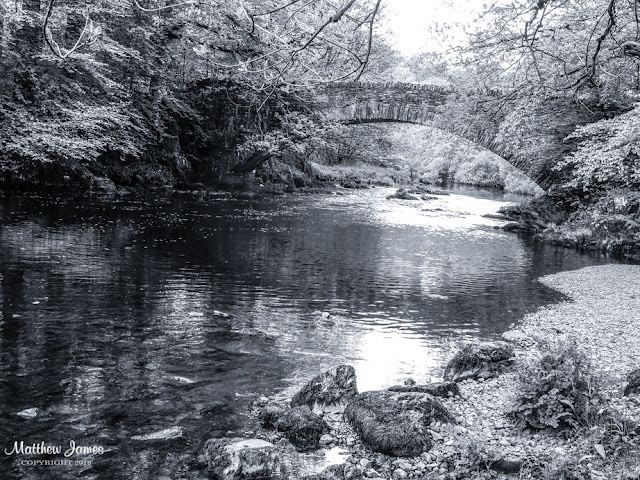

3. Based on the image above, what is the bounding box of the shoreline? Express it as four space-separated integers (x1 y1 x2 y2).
517 264 640 392
240 264 640 479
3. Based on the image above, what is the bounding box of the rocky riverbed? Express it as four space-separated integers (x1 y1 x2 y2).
199 264 640 480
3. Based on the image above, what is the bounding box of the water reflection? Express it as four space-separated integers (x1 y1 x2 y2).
0 187 616 479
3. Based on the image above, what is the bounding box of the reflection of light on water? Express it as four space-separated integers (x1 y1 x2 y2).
354 329 441 391
374 193 511 231
297 446 350 477
320 187 517 233
325 446 350 465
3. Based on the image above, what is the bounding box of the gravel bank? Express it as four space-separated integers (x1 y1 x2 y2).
243 264 640 479
519 264 640 391
332 264 640 478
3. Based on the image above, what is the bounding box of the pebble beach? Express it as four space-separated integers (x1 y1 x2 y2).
305 264 640 479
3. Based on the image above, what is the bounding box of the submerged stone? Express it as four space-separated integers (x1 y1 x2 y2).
131 426 183 441
344 391 450 457
203 438 284 480
291 365 358 413
443 341 514 382
16 408 38 419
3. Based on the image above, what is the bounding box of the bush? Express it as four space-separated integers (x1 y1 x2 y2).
537 452 593 480
454 155 504 189
510 339 600 430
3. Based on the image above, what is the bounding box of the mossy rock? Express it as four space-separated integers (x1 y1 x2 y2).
277 406 327 451
258 403 289 430
291 365 358 413
345 391 450 457
444 341 515 382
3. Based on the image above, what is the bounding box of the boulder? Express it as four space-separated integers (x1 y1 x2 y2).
258 403 289 430
387 381 460 398
277 406 327 451
344 391 450 457
202 438 284 480
624 368 640 396
501 329 534 346
444 341 514 382
291 365 358 413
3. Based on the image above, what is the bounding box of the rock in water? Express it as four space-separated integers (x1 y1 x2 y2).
277 406 327 451
16 408 38 419
203 438 283 480
443 341 515 382
624 368 640 396
291 365 358 413
131 426 183 441
344 391 450 457
386 188 419 201
388 381 460 398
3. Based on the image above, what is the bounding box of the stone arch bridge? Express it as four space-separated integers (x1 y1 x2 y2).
232 81 544 186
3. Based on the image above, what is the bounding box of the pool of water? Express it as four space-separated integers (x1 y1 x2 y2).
0 186 616 479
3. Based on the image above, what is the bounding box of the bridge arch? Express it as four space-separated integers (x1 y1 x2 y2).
232 81 546 188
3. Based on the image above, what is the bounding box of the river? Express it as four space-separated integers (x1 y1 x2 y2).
0 186 615 479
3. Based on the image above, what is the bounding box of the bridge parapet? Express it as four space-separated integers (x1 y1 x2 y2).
313 81 451 124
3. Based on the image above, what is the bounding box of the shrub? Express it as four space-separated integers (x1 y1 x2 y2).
538 452 593 480
454 155 504 189
509 339 599 430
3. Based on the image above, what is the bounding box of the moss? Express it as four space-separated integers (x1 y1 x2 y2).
291 365 358 410
443 342 514 382
387 381 460 398
276 406 327 451
344 391 450 457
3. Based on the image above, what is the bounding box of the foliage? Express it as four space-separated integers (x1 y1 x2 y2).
510 339 600 430
535 452 593 480
558 105 640 189
459 431 503 471
303 123 542 194
427 0 640 192
0 0 392 190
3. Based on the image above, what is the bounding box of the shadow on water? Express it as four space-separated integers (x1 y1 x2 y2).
0 186 619 479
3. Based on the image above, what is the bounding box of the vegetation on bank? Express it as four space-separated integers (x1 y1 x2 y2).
498 187 640 259
301 123 542 195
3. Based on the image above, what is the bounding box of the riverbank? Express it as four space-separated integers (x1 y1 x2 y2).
499 187 640 260
230 265 640 480
518 264 640 392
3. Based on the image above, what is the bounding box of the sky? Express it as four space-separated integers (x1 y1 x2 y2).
382 0 488 56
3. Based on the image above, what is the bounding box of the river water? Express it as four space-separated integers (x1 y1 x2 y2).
0 186 615 479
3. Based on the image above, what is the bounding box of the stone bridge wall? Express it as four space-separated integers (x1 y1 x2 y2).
311 82 451 124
